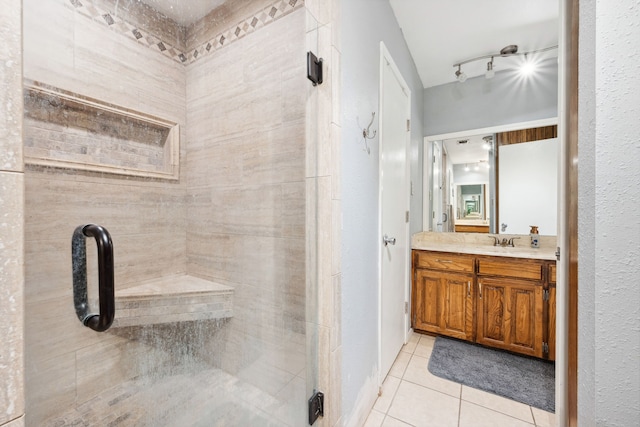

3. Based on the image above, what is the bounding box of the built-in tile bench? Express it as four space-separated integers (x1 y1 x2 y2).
112 275 234 327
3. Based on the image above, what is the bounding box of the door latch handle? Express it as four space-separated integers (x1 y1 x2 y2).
72 224 115 332
383 234 396 246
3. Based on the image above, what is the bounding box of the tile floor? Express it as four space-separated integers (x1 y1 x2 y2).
364 332 556 427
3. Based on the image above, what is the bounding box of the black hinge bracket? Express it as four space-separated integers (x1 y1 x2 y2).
307 51 323 86
308 390 324 425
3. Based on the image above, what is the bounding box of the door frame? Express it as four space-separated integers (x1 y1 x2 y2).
377 41 411 386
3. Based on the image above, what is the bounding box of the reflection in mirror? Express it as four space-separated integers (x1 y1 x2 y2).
425 122 558 235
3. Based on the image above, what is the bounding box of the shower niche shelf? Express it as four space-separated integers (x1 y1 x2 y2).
112 275 234 328
23 80 180 180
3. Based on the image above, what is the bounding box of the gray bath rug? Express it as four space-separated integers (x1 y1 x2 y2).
428 336 555 412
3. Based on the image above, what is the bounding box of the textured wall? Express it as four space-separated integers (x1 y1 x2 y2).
423 60 559 137
577 0 596 423
340 0 424 425
584 0 640 425
0 0 24 424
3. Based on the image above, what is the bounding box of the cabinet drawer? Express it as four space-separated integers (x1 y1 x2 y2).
549 264 557 284
477 258 543 281
414 251 474 273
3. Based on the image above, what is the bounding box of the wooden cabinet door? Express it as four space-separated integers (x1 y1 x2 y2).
476 277 544 358
440 273 474 341
413 269 440 334
413 269 474 341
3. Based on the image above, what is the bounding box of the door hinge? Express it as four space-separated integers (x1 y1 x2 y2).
406 119 411 131
555 247 561 261
543 289 549 301
307 51 323 86
406 211 410 223
405 301 409 314
308 390 324 425
543 342 549 354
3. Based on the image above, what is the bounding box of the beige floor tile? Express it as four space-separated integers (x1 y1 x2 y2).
387 381 459 427
531 407 556 427
413 335 436 358
403 355 461 398
388 351 412 378
373 375 402 413
402 332 420 354
461 385 534 423
459 401 535 427
382 415 414 426
364 409 385 427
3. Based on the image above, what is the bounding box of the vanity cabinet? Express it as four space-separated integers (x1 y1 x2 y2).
412 250 555 360
412 251 475 341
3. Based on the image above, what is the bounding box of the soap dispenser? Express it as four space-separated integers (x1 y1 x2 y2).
530 226 540 248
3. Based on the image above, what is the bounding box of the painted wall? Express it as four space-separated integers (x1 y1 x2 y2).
424 59 558 136
340 0 424 425
579 0 640 425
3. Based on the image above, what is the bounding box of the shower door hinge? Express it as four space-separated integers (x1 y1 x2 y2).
307 51 323 86
308 390 324 425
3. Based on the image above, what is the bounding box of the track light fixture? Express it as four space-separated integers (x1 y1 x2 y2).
453 44 557 82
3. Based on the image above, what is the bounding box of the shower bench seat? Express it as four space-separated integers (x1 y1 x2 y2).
112 275 234 327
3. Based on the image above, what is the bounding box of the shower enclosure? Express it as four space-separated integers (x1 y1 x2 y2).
21 0 324 425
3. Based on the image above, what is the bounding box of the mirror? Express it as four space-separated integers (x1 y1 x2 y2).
458 184 485 219
425 121 558 235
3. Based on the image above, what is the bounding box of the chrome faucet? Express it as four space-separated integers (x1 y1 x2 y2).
488 236 520 247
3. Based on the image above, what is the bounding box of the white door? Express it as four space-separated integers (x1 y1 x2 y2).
379 43 411 380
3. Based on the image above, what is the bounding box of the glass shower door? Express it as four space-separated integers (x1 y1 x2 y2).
22 0 315 425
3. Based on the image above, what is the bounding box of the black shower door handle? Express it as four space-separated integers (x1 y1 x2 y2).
72 224 115 332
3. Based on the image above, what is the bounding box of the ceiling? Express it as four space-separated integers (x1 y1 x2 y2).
140 0 226 25
389 0 559 89
443 134 493 166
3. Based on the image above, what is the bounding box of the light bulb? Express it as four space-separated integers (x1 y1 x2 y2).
464 164 470 172
485 59 495 79
455 66 467 83
520 54 536 76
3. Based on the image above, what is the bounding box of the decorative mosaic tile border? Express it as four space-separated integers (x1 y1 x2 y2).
66 0 304 65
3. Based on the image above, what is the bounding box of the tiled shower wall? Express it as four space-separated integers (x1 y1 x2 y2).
21 0 311 425
0 0 24 424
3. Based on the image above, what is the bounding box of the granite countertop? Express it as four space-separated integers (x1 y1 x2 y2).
412 232 557 261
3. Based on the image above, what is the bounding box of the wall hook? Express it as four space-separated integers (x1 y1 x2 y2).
361 112 377 154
